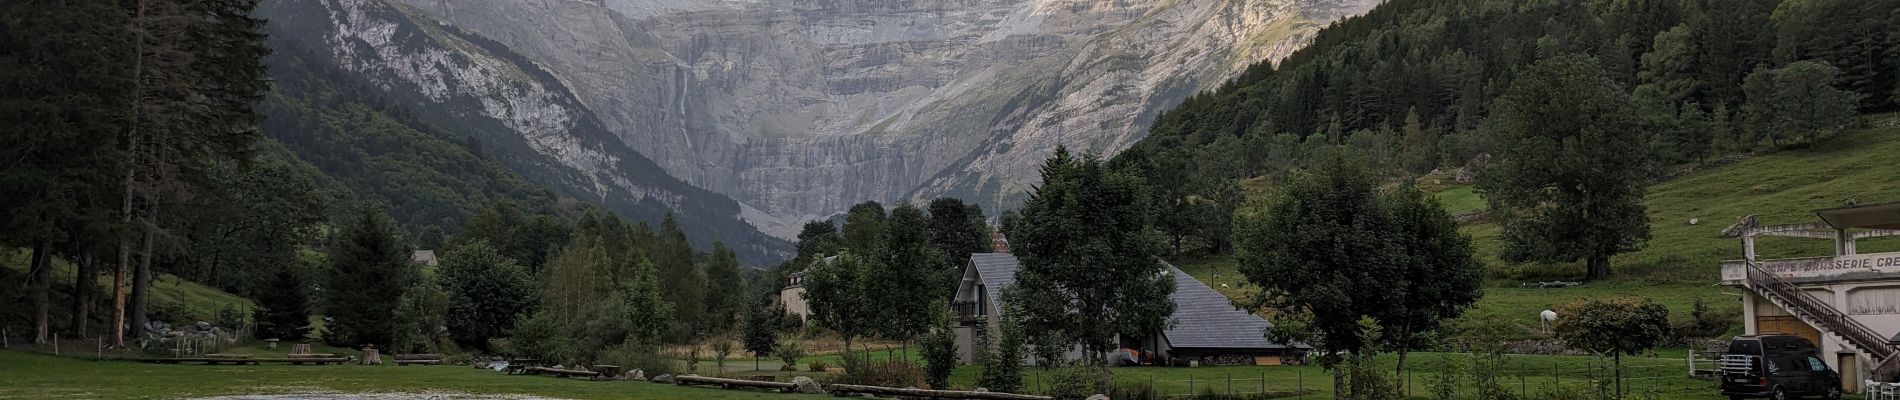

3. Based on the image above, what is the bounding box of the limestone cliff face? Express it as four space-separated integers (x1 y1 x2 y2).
344 0 1377 237
259 0 792 263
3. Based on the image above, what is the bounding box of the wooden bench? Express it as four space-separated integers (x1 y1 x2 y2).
674 375 798 392
520 366 600 379
825 384 1054 400
393 354 443 366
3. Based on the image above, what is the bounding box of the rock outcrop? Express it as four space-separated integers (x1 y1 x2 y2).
288 0 1379 237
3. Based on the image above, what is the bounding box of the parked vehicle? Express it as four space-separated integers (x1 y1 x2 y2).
1720 335 1842 400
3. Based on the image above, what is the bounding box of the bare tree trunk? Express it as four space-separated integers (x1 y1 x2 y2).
1586 255 1612 281
72 253 93 337
30 241 52 345
114 0 151 350
131 212 157 345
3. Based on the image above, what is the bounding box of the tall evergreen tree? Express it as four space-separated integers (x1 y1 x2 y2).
1476 55 1653 280
703 241 745 333
252 266 312 341
1012 146 1175 361
1741 61 1863 147
324 205 415 348
119 0 271 345
621 257 674 344
0 0 132 345
653 213 705 341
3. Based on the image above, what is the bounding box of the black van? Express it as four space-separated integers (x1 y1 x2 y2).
1720 335 1843 400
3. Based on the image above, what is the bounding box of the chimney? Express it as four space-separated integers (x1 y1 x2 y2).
991 228 1010 253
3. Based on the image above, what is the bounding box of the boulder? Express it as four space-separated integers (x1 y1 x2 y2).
652 374 675 384
974 387 989 393
1086 395 1110 400
792 376 824 394
628 369 646 381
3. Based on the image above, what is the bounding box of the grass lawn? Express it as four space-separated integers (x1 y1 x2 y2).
0 350 824 399
0 349 1766 400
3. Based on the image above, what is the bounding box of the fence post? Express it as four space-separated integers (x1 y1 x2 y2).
1261 371 1266 395
1227 372 1232 396
97 337 103 358
1520 365 1527 398
1298 368 1304 399
53 334 59 356
1190 373 1195 394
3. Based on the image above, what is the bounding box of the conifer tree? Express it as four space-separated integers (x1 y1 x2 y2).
323 205 414 348
0 0 133 345
253 266 312 341
703 241 745 333
622 257 674 345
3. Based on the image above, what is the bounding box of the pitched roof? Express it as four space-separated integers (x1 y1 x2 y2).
410 250 438 267
1160 263 1287 350
962 253 1295 350
969 253 1020 309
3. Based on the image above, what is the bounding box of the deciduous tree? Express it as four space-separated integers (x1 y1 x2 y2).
1012 146 1175 361
439 241 535 349
1552 297 1672 398
1476 55 1653 280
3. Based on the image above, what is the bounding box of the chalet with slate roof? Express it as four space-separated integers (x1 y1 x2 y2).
951 253 1303 366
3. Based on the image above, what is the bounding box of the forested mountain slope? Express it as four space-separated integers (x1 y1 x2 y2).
1116 0 1900 254
256 0 792 264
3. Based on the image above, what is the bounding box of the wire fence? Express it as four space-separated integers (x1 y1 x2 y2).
1078 361 1692 399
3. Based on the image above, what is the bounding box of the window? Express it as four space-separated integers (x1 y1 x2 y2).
1806 357 1828 372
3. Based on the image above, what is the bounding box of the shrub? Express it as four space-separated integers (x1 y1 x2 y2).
808 360 830 372
1428 357 1463 400
920 325 960 389
778 340 804 371
599 341 680 376
711 339 734 375
1110 381 1157 400
444 353 473 366
508 311 578 363
1044 363 1112 400
1671 297 1739 341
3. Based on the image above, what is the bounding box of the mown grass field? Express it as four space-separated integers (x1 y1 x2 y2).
1184 125 1900 335
1 349 1796 400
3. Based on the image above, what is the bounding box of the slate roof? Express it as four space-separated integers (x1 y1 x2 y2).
962 253 1296 350
969 253 1020 312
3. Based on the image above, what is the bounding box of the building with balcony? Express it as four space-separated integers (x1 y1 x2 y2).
951 253 1303 365
1719 202 1900 391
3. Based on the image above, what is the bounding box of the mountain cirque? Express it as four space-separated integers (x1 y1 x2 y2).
373 0 1378 238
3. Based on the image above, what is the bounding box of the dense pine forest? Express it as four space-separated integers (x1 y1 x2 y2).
1115 0 1900 258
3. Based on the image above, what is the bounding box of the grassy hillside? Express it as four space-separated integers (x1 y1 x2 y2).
1175 125 1900 336
0 250 253 335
